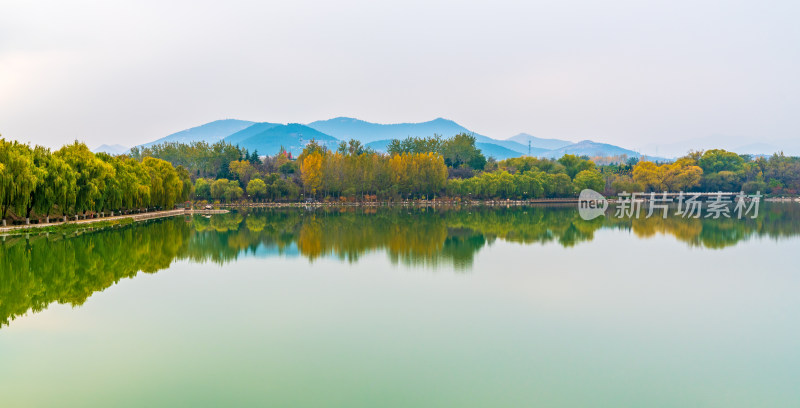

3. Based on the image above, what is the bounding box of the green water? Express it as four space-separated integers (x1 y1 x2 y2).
1 205 799 407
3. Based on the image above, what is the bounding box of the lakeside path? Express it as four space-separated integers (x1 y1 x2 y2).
0 209 227 235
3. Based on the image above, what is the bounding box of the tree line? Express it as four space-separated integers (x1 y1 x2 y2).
4 133 799 225
605 149 800 194
122 136 800 204
0 138 193 225
186 135 604 202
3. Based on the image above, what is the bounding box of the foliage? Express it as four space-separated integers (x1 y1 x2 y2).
0 138 191 223
387 133 487 170
632 158 703 191
211 179 243 203
573 170 604 192
247 178 268 201
130 141 248 178
558 154 595 179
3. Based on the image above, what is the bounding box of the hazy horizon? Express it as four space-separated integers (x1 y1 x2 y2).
2 0 799 155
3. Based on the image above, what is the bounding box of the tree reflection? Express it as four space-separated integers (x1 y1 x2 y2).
1 204 799 327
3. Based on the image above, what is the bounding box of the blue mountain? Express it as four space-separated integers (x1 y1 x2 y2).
364 140 392 152
308 117 534 155
539 140 641 159
307 117 472 143
223 122 282 145
140 119 255 148
475 143 527 160
232 124 340 156
135 117 656 161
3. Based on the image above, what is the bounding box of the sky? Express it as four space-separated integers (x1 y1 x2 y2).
1 0 799 154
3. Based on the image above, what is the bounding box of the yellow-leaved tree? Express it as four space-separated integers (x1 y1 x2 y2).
633 158 703 192
300 152 323 198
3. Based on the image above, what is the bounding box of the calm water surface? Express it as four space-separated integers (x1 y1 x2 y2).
1 205 799 407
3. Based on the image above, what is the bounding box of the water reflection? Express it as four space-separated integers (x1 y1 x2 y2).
1 204 799 327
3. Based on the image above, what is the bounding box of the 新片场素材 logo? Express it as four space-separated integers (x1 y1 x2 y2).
578 189 608 220
578 190 763 221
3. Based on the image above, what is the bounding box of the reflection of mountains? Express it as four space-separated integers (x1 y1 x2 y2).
1 204 799 327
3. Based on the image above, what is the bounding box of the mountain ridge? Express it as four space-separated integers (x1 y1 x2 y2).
229 123 339 156
140 119 256 148
133 117 678 161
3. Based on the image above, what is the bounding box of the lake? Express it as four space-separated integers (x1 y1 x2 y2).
1 204 799 407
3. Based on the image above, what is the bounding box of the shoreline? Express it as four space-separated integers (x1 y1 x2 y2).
0 209 227 236
3 196 797 235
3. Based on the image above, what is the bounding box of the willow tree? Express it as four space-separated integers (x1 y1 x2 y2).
176 166 193 204
28 146 74 222
41 154 77 220
0 140 40 222
143 157 183 209
55 142 114 216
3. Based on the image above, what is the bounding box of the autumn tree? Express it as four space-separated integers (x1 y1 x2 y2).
633 159 703 192
300 152 323 198
229 160 258 187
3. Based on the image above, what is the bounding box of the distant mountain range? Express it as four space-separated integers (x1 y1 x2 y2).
140 119 255 148
224 123 339 155
540 140 641 160
308 117 470 144
111 117 684 160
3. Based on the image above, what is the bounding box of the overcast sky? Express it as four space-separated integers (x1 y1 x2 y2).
1 0 798 151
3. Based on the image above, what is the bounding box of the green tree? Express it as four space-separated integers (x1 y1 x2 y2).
224 185 244 202
573 170 604 193
441 133 486 169
55 142 114 216
211 179 229 201
176 166 193 203
547 173 574 197
142 157 183 209
0 140 40 221
698 149 745 173
558 154 595 179
247 178 268 201
211 179 242 202
195 178 211 200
